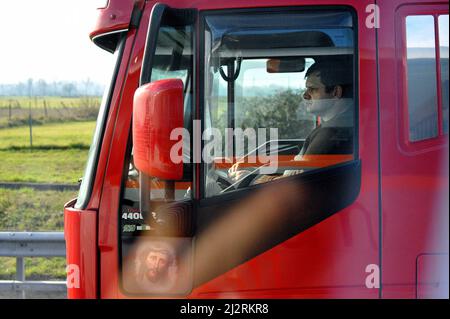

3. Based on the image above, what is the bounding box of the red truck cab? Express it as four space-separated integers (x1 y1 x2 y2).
64 0 449 299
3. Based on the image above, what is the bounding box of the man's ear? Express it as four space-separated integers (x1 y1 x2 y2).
333 85 343 98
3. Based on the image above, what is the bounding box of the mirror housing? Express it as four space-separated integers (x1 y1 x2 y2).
267 57 306 73
133 79 184 180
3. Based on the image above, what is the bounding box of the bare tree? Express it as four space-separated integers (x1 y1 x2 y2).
37 79 48 97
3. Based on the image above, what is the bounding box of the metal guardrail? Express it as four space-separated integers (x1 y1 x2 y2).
0 232 67 298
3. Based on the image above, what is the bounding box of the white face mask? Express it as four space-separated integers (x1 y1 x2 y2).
299 98 336 118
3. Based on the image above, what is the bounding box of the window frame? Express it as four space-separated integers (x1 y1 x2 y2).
396 5 449 154
198 5 360 201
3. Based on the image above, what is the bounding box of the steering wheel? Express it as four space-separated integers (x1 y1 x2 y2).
213 168 259 193
219 168 262 193
235 172 260 189
213 137 303 192
213 170 233 189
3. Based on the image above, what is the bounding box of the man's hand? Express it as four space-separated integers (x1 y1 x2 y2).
228 161 251 183
228 161 283 185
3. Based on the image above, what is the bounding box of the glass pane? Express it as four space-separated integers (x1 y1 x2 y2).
439 15 449 134
121 25 193 227
204 11 355 197
236 58 316 141
406 15 438 141
75 35 125 209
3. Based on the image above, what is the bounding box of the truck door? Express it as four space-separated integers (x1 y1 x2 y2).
377 0 449 298
110 0 381 299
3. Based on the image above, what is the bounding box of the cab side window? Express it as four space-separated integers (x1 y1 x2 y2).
202 10 357 198
405 14 449 142
439 15 449 134
120 24 193 234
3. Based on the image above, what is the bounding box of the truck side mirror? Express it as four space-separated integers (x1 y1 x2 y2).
133 78 184 180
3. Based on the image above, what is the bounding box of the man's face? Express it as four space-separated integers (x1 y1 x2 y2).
302 71 335 116
145 251 170 283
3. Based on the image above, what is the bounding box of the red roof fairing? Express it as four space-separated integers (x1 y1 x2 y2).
90 0 145 52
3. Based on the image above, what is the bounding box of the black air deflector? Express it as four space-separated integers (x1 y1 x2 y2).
93 31 125 53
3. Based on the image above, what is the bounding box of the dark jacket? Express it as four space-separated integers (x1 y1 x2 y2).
299 104 354 155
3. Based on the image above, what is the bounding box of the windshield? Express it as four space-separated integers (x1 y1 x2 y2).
75 34 126 209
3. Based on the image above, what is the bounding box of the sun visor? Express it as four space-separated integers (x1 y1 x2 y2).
206 11 354 63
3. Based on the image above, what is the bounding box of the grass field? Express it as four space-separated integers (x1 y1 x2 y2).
0 188 77 282
0 121 94 183
0 96 101 128
0 120 95 282
0 257 67 281
0 121 94 150
0 96 101 109
0 188 76 231
0 188 76 280
0 149 89 183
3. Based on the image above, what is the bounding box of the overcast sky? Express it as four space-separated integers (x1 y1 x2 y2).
407 15 449 48
0 0 115 84
0 1 448 86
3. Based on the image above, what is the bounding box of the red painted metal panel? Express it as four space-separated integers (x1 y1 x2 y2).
416 254 449 299
89 0 144 40
97 4 150 299
378 0 449 299
64 201 97 299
